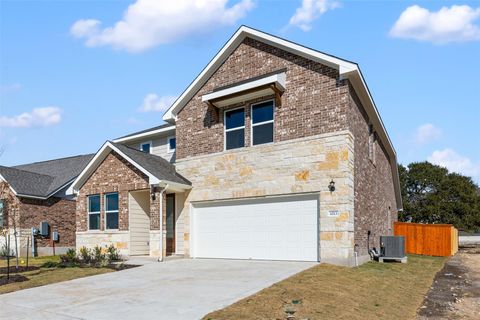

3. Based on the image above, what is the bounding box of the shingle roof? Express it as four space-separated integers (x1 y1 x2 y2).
111 142 191 186
0 154 94 198
114 123 174 140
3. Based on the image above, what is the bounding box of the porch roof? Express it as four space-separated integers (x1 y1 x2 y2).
67 141 191 195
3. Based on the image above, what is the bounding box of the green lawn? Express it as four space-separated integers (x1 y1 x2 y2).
0 256 113 294
204 255 446 320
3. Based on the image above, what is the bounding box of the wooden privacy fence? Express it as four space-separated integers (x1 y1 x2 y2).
394 222 458 257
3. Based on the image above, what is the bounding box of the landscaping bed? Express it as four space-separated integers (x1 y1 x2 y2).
0 246 138 294
203 255 446 320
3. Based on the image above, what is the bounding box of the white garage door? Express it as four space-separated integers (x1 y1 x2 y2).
191 194 319 261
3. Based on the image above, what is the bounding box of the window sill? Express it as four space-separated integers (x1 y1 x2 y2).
81 230 122 233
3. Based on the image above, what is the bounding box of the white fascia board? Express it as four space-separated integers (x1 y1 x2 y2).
202 72 286 102
163 180 193 192
162 26 358 122
67 141 160 195
16 193 48 200
113 125 175 143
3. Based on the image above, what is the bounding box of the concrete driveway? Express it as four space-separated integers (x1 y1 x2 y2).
0 259 315 320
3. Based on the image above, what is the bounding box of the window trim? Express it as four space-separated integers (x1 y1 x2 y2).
104 192 119 231
87 194 101 231
250 99 275 146
167 136 176 153
224 106 246 151
139 141 152 154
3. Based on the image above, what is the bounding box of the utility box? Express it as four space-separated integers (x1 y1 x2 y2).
39 221 49 237
52 231 59 242
380 236 406 258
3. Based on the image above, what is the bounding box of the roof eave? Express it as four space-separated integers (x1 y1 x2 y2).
67 142 191 195
162 26 357 122
113 125 175 143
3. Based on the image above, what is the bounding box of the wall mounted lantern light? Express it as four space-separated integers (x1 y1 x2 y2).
328 180 336 192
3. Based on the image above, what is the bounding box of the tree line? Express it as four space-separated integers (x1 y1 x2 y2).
398 162 480 232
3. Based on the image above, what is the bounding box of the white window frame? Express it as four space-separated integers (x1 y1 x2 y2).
88 194 101 231
167 136 176 153
104 192 119 230
250 99 275 146
139 141 152 154
224 106 246 151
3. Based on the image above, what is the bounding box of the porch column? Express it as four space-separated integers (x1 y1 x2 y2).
149 189 166 258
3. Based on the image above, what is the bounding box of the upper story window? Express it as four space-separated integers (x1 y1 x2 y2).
0 200 5 227
251 100 274 146
88 195 101 230
167 136 176 153
105 193 119 230
225 108 245 150
140 142 152 154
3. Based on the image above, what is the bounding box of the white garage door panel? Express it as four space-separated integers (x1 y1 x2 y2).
192 195 318 261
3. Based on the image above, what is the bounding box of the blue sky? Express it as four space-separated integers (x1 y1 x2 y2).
1 0 479 183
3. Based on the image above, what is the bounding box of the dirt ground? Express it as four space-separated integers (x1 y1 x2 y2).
417 247 480 320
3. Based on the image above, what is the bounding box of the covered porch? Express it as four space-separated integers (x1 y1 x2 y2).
68 141 191 260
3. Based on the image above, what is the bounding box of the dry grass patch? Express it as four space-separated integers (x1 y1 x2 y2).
204 255 445 320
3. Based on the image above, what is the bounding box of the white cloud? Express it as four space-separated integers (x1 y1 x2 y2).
390 5 480 43
0 83 21 94
0 107 62 128
289 0 339 31
70 0 254 52
414 123 442 145
428 148 480 182
139 94 177 113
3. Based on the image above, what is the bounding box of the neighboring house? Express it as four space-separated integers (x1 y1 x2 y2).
69 26 402 266
0 154 93 256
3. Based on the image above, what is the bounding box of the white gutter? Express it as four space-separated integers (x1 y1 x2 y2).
158 184 168 262
113 126 175 143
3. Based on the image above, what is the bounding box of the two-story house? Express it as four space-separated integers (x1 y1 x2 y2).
68 26 402 266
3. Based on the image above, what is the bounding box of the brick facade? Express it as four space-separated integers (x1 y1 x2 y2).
76 151 150 232
348 84 397 258
0 181 76 254
176 37 350 160
75 150 168 256
173 36 399 265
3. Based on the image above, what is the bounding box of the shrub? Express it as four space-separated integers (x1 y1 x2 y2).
0 243 11 257
79 246 91 263
92 245 107 267
60 248 77 264
41 261 59 268
107 245 120 261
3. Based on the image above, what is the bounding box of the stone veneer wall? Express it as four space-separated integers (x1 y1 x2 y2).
0 181 76 256
348 84 398 261
175 37 350 160
176 131 356 266
76 151 167 257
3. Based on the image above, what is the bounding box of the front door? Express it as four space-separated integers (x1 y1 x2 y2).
166 194 175 255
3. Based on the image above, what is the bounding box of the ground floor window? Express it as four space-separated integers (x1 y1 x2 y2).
105 193 119 230
88 195 100 230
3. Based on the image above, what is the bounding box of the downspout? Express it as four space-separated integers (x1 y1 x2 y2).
158 184 168 262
